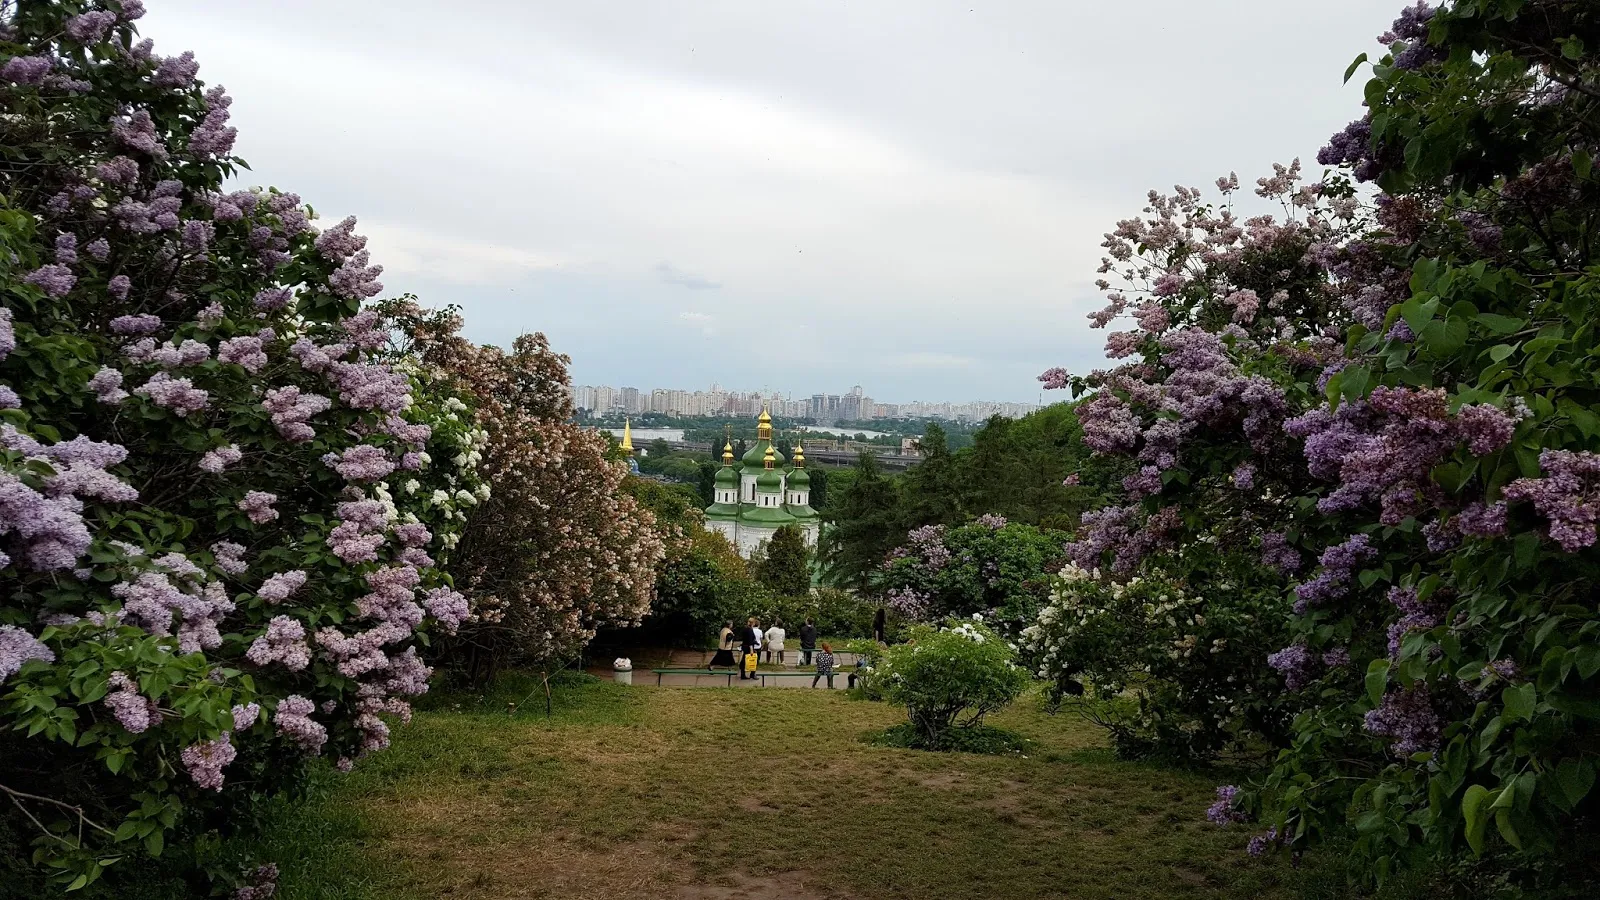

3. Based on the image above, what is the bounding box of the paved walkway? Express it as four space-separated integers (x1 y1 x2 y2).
587 647 865 689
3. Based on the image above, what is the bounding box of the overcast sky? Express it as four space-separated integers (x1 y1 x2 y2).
141 0 1401 405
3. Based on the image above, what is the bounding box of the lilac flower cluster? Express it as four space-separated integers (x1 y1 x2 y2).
244 616 311 671
1206 785 1249 825
1363 684 1442 755
133 372 208 416
181 732 236 790
189 85 238 158
198 444 242 473
1504 450 1600 551
322 444 396 483
112 569 233 654
1385 586 1443 660
88 367 129 404
329 499 389 564
212 541 248 576
104 671 159 733
1292 534 1375 614
262 385 332 442
238 491 279 524
423 587 469 634
217 333 270 373
258 570 308 604
0 626 55 683
1267 644 1318 691
232 702 262 731
233 863 280 900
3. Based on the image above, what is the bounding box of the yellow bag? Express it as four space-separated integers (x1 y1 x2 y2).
743 652 758 675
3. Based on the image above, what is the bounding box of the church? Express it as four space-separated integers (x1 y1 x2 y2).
704 408 819 557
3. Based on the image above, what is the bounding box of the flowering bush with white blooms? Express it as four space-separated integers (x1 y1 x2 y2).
1038 1 1600 887
873 620 1029 749
1023 563 1293 761
0 2 481 892
386 303 665 687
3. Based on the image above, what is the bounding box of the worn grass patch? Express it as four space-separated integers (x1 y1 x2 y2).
254 674 1341 900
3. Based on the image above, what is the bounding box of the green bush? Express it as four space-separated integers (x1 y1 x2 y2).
874 620 1029 749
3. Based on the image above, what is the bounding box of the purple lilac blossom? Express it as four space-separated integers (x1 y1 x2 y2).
1503 450 1600 551
181 733 235 790
198 444 242 473
238 491 279 524
258 570 308 604
1364 684 1442 755
1205 785 1248 825
103 671 158 733
0 626 55 682
133 373 208 415
275 695 328 754
24 264 76 297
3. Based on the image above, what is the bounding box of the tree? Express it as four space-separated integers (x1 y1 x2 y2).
897 421 962 528
393 309 666 687
753 524 812 596
0 7 482 892
818 453 900 590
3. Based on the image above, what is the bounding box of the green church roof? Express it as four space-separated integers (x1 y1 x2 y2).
714 465 738 485
741 504 796 526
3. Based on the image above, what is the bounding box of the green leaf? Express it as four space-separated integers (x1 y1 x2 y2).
1550 759 1595 812
1488 343 1516 362
1462 785 1491 855
1495 808 1522 849
1344 52 1369 84
1578 148 1595 181
1367 658 1391 707
1502 682 1536 723
1475 313 1524 335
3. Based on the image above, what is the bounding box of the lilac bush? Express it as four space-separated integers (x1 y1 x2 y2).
0 2 484 891
1042 0 1600 885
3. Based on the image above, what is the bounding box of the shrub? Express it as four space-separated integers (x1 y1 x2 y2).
0 4 481 891
1023 563 1292 761
873 620 1029 749
880 519 1070 634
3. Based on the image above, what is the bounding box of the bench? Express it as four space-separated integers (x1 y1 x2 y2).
650 668 735 687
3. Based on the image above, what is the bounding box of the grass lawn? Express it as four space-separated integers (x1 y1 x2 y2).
243 674 1338 900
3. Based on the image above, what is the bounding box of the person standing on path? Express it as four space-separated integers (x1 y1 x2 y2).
811 643 835 689
739 617 761 680
872 606 887 644
764 620 786 665
799 618 817 666
710 621 737 669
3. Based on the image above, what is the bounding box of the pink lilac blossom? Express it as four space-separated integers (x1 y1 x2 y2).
238 491 279 524
322 444 395 483
88 367 129 404
245 616 311 671
212 541 247 575
262 386 331 442
181 732 236 790
133 373 208 415
198 444 242 473
423 587 469 634
258 570 308 603
103 671 159 733
0 626 55 683
217 335 268 373
252 286 293 310
232 703 261 731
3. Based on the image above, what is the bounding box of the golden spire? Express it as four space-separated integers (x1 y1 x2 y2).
722 440 734 465
620 417 633 453
757 404 772 440
792 443 805 467
763 444 776 470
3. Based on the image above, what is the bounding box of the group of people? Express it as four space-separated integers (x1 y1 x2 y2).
711 617 837 687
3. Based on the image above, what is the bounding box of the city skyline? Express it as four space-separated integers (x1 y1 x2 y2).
573 381 1040 422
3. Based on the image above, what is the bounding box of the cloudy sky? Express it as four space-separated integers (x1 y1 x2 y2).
142 0 1401 405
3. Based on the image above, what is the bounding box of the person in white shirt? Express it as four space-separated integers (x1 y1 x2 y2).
764 620 787 665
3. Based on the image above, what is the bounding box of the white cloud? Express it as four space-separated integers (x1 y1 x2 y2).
356 221 567 286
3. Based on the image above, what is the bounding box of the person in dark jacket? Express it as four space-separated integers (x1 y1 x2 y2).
739 617 762 680
872 606 887 643
799 618 818 666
